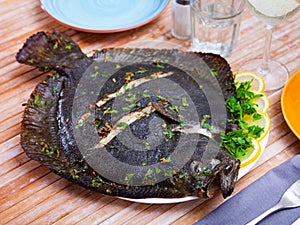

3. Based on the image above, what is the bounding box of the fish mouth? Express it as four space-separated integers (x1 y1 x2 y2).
220 159 241 198
199 159 240 198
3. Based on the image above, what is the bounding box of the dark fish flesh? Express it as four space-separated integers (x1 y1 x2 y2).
16 31 240 199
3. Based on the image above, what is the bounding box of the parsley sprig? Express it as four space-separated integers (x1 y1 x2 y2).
221 80 265 158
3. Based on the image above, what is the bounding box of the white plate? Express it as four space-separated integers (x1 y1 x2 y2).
40 0 170 33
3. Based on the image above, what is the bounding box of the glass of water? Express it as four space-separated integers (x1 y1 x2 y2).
190 0 245 57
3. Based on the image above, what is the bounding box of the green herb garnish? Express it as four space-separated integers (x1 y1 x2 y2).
164 171 173 177
200 114 213 130
136 68 148 74
33 94 46 107
117 122 128 128
101 73 110 78
222 80 265 158
154 60 165 68
226 81 263 121
182 96 189 107
124 173 135 185
103 107 118 114
65 45 72 50
91 176 103 187
210 69 218 77
169 105 179 114
142 93 151 98
122 103 141 111
163 128 175 139
155 167 161 174
53 42 58 50
125 94 136 103
143 141 151 150
221 129 253 158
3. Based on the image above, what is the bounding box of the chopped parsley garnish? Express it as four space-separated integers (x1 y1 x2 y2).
117 122 128 128
200 114 213 130
65 45 72 50
160 59 170 63
52 86 58 93
163 128 175 139
143 141 151 150
179 173 185 179
91 176 103 187
155 167 161 174
75 121 85 129
125 94 136 103
69 168 82 179
221 80 265 158
221 129 253 158
124 173 135 185
103 107 118 115
210 68 218 77
115 64 121 69
52 75 57 80
122 102 141 111
90 72 99 78
153 60 165 68
33 94 46 107
164 171 173 177
101 73 110 78
142 93 151 98
226 81 263 121
53 42 58 50
145 168 153 176
182 96 189 107
136 68 148 74
169 105 179 114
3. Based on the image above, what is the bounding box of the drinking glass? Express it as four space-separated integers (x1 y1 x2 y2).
190 0 245 57
239 0 300 91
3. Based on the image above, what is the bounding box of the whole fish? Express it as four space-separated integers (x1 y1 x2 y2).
16 31 240 199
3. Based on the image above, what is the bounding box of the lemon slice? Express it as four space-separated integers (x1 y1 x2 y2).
243 111 271 141
235 72 265 92
252 91 270 114
239 138 261 168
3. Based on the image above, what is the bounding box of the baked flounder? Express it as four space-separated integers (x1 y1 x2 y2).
16 31 240 199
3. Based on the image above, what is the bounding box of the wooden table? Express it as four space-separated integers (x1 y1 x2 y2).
1 1 299 224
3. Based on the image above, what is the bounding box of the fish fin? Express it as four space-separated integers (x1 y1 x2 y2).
16 31 87 71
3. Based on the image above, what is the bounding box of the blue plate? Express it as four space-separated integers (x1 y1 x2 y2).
40 0 170 33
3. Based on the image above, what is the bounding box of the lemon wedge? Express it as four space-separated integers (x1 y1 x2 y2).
235 72 265 92
243 111 271 141
239 138 261 168
252 91 270 114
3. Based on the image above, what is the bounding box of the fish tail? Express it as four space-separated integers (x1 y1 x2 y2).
16 31 88 72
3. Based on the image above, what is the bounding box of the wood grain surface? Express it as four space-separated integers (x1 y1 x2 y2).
0 0 299 224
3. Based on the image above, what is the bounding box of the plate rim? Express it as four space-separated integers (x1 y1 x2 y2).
281 70 300 139
40 0 170 33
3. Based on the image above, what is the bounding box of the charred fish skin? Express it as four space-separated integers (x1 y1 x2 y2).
16 31 92 78
17 31 240 199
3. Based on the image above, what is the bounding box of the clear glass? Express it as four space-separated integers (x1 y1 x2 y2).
190 0 245 57
239 0 300 91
